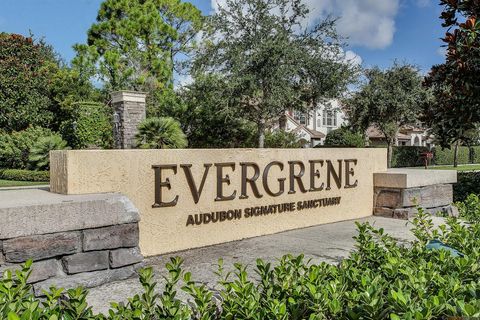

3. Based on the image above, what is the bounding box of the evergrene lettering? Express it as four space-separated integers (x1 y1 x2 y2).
152 159 358 208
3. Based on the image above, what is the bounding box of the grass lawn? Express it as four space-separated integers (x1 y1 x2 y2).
419 164 480 171
0 179 48 188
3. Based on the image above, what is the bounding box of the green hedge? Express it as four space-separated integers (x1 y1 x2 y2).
2 213 480 319
454 171 480 202
0 169 49 182
433 146 470 165
392 146 429 167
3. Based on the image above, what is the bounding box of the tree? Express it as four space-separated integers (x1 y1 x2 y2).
264 130 303 148
344 64 426 167
0 33 57 132
423 0 480 148
77 0 203 114
193 0 358 148
176 74 256 148
135 117 188 148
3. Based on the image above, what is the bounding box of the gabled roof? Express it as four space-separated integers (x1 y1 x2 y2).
286 114 326 139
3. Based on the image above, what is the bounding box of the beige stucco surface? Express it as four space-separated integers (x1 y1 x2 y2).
50 148 387 256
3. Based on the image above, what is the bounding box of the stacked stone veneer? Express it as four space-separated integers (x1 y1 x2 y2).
112 90 147 149
373 169 458 219
0 190 143 296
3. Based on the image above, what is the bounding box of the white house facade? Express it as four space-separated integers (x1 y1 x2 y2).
275 99 347 147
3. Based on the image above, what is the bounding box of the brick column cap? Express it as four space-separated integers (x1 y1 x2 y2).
111 91 147 104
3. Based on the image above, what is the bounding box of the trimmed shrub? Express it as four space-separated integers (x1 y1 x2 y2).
2 212 480 319
433 146 470 165
265 130 303 148
0 169 49 182
454 171 480 202
455 194 480 223
391 146 429 167
324 127 365 147
472 146 480 164
0 127 55 169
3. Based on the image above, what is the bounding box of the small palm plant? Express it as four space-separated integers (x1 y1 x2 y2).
29 134 69 170
135 117 188 149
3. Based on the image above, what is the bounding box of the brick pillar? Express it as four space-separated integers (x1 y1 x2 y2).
111 91 147 149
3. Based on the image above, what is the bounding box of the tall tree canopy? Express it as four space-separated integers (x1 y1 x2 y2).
0 33 57 132
193 0 358 147
423 0 480 147
344 64 427 167
77 0 203 114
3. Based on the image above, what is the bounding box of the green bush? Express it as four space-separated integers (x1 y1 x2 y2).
471 146 480 164
454 171 480 202
324 127 365 147
2 212 480 319
455 194 480 223
59 102 113 149
391 146 429 167
264 130 303 148
0 127 55 169
28 134 69 170
433 146 470 165
0 169 49 182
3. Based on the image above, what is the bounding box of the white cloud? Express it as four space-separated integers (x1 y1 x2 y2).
211 0 400 49
344 50 362 66
175 73 193 89
415 0 430 7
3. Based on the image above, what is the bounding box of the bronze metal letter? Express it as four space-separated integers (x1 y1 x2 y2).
309 160 324 192
344 159 358 189
288 161 307 194
326 160 342 190
215 162 237 201
262 161 286 197
239 162 263 199
180 164 212 204
152 165 179 208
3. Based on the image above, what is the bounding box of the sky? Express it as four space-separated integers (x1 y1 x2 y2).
0 0 447 75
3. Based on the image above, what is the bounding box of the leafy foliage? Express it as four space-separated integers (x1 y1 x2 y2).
344 63 427 167
454 171 480 202
0 33 57 132
264 130 303 148
59 102 113 149
2 209 480 319
77 0 203 113
0 127 55 170
28 134 69 170
135 117 188 149
455 193 480 223
176 74 257 148
423 1 480 147
194 0 358 147
324 127 365 147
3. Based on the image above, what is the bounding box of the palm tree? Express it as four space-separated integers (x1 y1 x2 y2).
135 117 188 149
29 134 69 170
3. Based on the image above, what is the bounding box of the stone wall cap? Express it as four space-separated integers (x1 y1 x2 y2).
374 168 457 189
0 189 140 240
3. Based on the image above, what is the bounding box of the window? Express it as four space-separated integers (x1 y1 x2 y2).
322 109 337 127
294 111 308 125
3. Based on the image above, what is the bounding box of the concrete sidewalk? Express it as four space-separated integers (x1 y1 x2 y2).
86 216 443 314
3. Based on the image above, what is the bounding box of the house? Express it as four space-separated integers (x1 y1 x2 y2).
275 99 347 147
366 125 434 148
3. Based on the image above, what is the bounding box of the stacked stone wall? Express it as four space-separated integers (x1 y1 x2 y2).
0 191 143 296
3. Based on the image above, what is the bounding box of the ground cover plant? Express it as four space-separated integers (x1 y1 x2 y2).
1 208 480 319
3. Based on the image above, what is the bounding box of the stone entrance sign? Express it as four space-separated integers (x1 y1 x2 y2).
50 149 387 256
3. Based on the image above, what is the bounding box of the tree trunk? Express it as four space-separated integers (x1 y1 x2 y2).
387 141 393 169
258 121 265 148
454 141 459 167
279 114 287 131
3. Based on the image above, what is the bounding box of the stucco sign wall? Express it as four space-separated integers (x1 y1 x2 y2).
50 149 387 256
